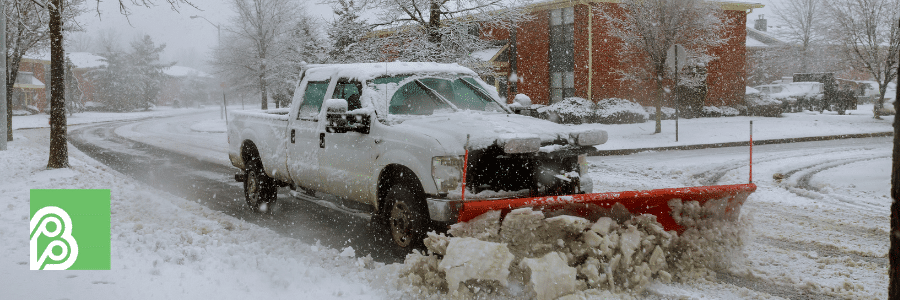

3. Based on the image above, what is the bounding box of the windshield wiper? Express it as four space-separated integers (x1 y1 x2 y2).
459 78 509 112
413 79 459 111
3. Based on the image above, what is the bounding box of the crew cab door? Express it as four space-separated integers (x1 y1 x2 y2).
318 78 377 203
287 78 333 191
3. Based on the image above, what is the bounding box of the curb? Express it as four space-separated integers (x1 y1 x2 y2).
589 131 893 156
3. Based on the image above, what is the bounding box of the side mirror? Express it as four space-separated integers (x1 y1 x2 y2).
510 94 535 116
323 99 371 134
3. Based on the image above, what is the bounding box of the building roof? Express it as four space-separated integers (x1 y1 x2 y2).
528 0 764 12
746 27 786 48
164 66 212 78
67 52 107 69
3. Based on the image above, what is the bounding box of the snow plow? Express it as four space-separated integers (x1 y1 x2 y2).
455 183 756 234
450 122 757 234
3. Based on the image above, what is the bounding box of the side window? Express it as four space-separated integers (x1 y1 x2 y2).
297 81 329 120
390 81 440 115
331 79 363 111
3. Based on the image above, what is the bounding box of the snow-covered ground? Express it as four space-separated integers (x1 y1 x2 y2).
1 105 892 299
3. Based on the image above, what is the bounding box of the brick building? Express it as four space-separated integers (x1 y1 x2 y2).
12 56 50 113
476 0 763 107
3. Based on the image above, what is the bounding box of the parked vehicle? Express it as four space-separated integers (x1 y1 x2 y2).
793 73 857 114
754 82 824 113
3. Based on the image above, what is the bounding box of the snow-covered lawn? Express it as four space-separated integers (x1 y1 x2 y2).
1 104 893 299
0 128 399 300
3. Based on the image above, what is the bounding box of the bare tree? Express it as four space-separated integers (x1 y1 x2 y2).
771 0 827 73
4 0 85 142
212 0 304 110
595 0 728 133
45 0 195 168
345 0 531 69
825 0 900 119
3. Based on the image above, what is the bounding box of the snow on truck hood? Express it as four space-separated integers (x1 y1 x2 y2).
389 110 607 152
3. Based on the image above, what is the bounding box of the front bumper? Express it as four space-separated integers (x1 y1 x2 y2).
425 197 462 222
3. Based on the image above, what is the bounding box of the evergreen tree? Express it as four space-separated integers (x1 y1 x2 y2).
129 35 170 110
89 35 170 111
327 0 370 63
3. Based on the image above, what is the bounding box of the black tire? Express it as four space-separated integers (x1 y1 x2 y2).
385 183 429 249
244 156 277 212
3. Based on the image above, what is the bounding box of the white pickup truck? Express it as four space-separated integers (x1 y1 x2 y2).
227 62 608 249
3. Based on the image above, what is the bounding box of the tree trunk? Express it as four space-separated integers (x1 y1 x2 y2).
47 0 68 168
654 78 662 134
428 1 441 44
6 53 23 142
259 68 267 110
890 17 900 298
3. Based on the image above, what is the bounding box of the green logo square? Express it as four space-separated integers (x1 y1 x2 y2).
30 189 111 270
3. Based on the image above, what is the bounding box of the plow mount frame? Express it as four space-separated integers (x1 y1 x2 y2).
455 183 757 233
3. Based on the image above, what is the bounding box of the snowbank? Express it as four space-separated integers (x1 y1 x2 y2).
0 129 398 300
397 202 748 298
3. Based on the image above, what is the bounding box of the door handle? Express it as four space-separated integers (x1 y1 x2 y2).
319 133 325 148
290 129 296 143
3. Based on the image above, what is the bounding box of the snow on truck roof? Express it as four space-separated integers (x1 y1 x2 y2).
303 62 477 81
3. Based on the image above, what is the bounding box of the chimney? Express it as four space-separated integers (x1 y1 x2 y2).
754 15 767 32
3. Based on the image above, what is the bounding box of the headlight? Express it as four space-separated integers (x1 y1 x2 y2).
572 130 608 146
502 137 541 154
432 156 463 193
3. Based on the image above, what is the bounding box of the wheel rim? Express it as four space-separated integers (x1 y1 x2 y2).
246 170 259 207
390 201 413 248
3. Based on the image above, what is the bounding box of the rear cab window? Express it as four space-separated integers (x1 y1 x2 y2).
331 79 363 111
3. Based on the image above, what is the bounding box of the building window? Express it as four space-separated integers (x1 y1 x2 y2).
549 7 574 104
17 72 34 85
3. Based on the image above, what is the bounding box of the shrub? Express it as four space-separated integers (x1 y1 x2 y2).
702 106 723 117
745 87 783 117
643 106 677 120
536 97 597 124
719 106 740 116
596 98 648 124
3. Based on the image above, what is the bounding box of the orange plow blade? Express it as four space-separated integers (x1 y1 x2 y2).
457 183 757 234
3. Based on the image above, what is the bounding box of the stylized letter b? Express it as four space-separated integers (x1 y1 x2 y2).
30 206 79 270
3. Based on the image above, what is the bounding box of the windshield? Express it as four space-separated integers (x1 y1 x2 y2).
373 75 506 115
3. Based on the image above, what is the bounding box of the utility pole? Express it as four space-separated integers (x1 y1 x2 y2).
191 15 226 119
890 16 900 298
0 0 7 151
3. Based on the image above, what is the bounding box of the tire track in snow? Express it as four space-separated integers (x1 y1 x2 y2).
756 236 887 268
776 156 890 213
690 147 879 186
715 272 843 300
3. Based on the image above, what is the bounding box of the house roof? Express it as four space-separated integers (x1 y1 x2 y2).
528 0 764 12
67 52 107 69
164 66 212 78
746 27 786 48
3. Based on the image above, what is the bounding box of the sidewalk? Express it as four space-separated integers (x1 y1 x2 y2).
11 104 893 161
576 104 893 154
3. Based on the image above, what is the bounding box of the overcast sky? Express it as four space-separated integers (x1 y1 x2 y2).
73 0 335 71
71 0 779 71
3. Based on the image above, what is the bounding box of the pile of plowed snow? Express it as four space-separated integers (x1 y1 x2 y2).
396 199 748 299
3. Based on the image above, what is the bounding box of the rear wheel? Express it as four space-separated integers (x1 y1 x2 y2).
385 184 429 249
244 156 277 212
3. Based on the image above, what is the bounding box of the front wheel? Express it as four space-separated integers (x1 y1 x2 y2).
385 184 429 249
244 160 277 212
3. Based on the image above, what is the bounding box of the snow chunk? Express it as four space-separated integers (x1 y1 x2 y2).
438 237 514 295
520 252 577 300
448 210 501 242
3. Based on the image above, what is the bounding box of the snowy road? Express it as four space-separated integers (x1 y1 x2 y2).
69 113 411 263
590 137 889 299
67 111 890 299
